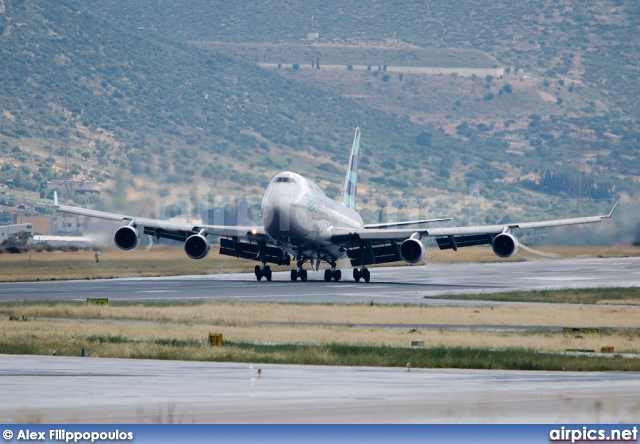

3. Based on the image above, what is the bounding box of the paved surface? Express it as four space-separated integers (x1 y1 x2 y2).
1 355 638 424
2 258 639 424
1 257 639 305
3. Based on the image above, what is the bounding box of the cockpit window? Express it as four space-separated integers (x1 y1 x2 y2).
276 177 296 183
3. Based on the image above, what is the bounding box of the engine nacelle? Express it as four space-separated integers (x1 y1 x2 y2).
184 234 210 260
114 226 140 250
492 233 519 258
399 238 426 264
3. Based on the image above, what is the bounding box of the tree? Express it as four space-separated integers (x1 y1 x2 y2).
415 132 432 147
1 231 32 248
502 84 513 94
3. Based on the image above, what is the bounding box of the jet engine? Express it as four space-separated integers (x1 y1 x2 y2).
114 226 140 250
492 233 519 258
399 238 426 264
184 234 210 260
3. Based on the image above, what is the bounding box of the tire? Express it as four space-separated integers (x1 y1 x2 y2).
324 269 332 282
300 269 308 281
363 268 371 283
334 269 342 282
255 265 262 281
264 266 272 282
353 268 361 283
290 269 298 281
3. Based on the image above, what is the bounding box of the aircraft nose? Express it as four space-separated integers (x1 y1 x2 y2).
262 185 292 237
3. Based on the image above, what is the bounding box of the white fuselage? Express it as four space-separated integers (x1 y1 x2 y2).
261 172 363 261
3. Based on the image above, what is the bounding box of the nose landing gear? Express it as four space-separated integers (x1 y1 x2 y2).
291 256 308 281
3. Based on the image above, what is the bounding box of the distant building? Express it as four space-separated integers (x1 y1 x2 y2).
30 235 94 248
307 32 319 41
13 215 51 235
0 223 34 242
50 215 90 235
46 179 100 196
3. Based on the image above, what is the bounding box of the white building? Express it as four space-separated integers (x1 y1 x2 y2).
0 223 34 242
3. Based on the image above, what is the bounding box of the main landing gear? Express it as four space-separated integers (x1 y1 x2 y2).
290 268 307 281
255 264 272 281
353 267 370 283
323 267 342 282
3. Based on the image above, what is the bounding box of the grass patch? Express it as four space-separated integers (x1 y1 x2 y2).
2 298 639 370
1 336 637 371
431 287 640 305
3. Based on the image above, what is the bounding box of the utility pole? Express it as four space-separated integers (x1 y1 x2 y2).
63 131 70 203
570 123 589 216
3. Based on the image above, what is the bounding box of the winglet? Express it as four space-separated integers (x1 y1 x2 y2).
54 191 58 207
606 201 618 218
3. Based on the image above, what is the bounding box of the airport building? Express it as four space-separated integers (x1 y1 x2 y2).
0 223 34 242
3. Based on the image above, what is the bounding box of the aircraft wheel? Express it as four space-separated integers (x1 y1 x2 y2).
300 269 308 281
255 265 263 281
290 269 298 281
334 269 342 282
324 269 332 282
363 268 371 283
264 266 272 282
353 268 361 283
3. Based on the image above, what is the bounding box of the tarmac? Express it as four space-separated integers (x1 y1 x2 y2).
1 257 639 305
2 354 639 424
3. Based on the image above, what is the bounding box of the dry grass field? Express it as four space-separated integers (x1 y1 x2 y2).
2 301 639 358
0 244 637 282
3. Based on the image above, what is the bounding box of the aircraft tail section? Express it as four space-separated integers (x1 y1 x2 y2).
341 127 361 210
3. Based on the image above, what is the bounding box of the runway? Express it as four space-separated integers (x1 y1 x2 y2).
2 258 639 425
1 354 638 423
0 257 639 304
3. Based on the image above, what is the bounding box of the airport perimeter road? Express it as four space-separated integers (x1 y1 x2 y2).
0 257 639 304
1 354 639 423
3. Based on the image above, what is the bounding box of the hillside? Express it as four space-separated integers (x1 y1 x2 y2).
65 0 640 114
0 0 635 240
0 0 467 221
62 1 638 202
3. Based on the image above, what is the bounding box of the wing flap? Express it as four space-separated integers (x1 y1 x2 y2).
435 234 493 251
345 242 400 266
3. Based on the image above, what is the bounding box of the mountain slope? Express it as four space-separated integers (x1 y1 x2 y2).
0 0 631 231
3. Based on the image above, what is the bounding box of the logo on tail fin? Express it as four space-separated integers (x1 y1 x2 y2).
341 127 361 210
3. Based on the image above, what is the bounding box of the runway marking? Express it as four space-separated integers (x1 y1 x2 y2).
327 285 385 289
136 290 178 293
520 277 600 281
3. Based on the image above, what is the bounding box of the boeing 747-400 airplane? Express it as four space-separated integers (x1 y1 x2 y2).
55 128 616 283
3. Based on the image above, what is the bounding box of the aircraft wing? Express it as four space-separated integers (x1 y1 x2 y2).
55 202 268 241
330 205 617 244
362 217 451 229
